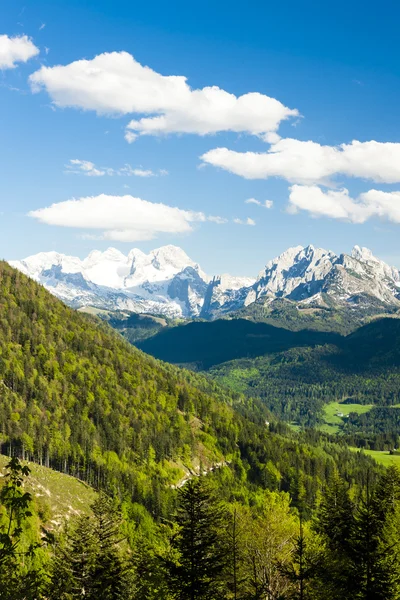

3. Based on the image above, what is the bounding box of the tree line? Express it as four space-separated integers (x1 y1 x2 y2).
3 457 400 600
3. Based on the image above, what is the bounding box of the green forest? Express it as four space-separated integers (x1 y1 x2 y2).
4 456 400 599
2 261 400 598
137 313 400 444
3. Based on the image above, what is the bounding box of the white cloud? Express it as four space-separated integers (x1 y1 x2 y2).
208 215 228 224
0 34 39 69
66 159 107 177
288 185 400 224
120 166 155 177
28 194 226 242
29 51 298 140
233 217 256 226
245 198 273 208
201 138 400 185
65 159 167 178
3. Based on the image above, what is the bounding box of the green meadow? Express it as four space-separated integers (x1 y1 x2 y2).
318 401 374 434
350 448 400 467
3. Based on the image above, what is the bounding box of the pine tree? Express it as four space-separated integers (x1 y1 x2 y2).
313 472 355 598
167 477 227 600
48 493 132 600
351 467 400 600
90 493 132 600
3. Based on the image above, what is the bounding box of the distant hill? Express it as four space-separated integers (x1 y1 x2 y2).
232 295 399 335
79 307 173 343
137 318 341 369
345 317 400 367
138 315 400 430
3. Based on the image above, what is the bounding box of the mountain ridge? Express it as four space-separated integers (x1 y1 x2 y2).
10 243 400 318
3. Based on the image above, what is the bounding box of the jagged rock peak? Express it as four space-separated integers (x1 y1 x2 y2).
9 243 400 318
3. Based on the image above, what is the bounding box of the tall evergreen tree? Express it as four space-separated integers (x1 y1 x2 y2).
282 517 319 600
48 514 97 599
90 494 132 600
351 467 400 600
48 493 132 600
167 477 227 600
313 472 355 599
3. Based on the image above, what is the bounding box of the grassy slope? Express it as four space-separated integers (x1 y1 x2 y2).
350 448 400 467
318 402 374 435
0 455 97 528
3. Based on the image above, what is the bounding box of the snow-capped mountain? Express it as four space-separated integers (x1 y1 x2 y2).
9 244 400 318
244 244 400 310
10 245 213 317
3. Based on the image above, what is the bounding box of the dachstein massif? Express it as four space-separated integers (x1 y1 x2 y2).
10 243 400 318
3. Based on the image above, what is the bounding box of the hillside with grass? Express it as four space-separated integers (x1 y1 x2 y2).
0 454 97 527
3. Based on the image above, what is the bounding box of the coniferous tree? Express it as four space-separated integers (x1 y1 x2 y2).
282 517 320 600
351 467 400 600
48 513 97 599
313 472 355 598
167 477 227 600
90 493 132 600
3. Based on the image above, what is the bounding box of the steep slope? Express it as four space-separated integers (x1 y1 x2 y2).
0 261 254 511
0 454 97 526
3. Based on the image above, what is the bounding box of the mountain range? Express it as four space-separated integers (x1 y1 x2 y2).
10 243 400 318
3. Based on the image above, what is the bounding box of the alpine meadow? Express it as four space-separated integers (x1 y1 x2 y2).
2 1 400 599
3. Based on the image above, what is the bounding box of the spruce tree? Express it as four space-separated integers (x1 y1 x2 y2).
48 514 97 599
90 493 132 600
167 477 227 600
282 518 319 600
48 493 132 600
313 472 355 598
351 467 400 600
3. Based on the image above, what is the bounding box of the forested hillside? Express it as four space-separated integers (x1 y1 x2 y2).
233 295 400 334
138 314 400 432
3 261 400 599
138 318 340 368
0 261 377 517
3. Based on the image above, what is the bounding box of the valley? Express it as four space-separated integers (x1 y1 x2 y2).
0 257 394 598
3 2 400 595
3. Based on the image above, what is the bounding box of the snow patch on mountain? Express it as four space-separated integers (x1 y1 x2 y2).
9 244 400 318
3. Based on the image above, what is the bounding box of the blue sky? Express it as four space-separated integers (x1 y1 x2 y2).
2 0 400 276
